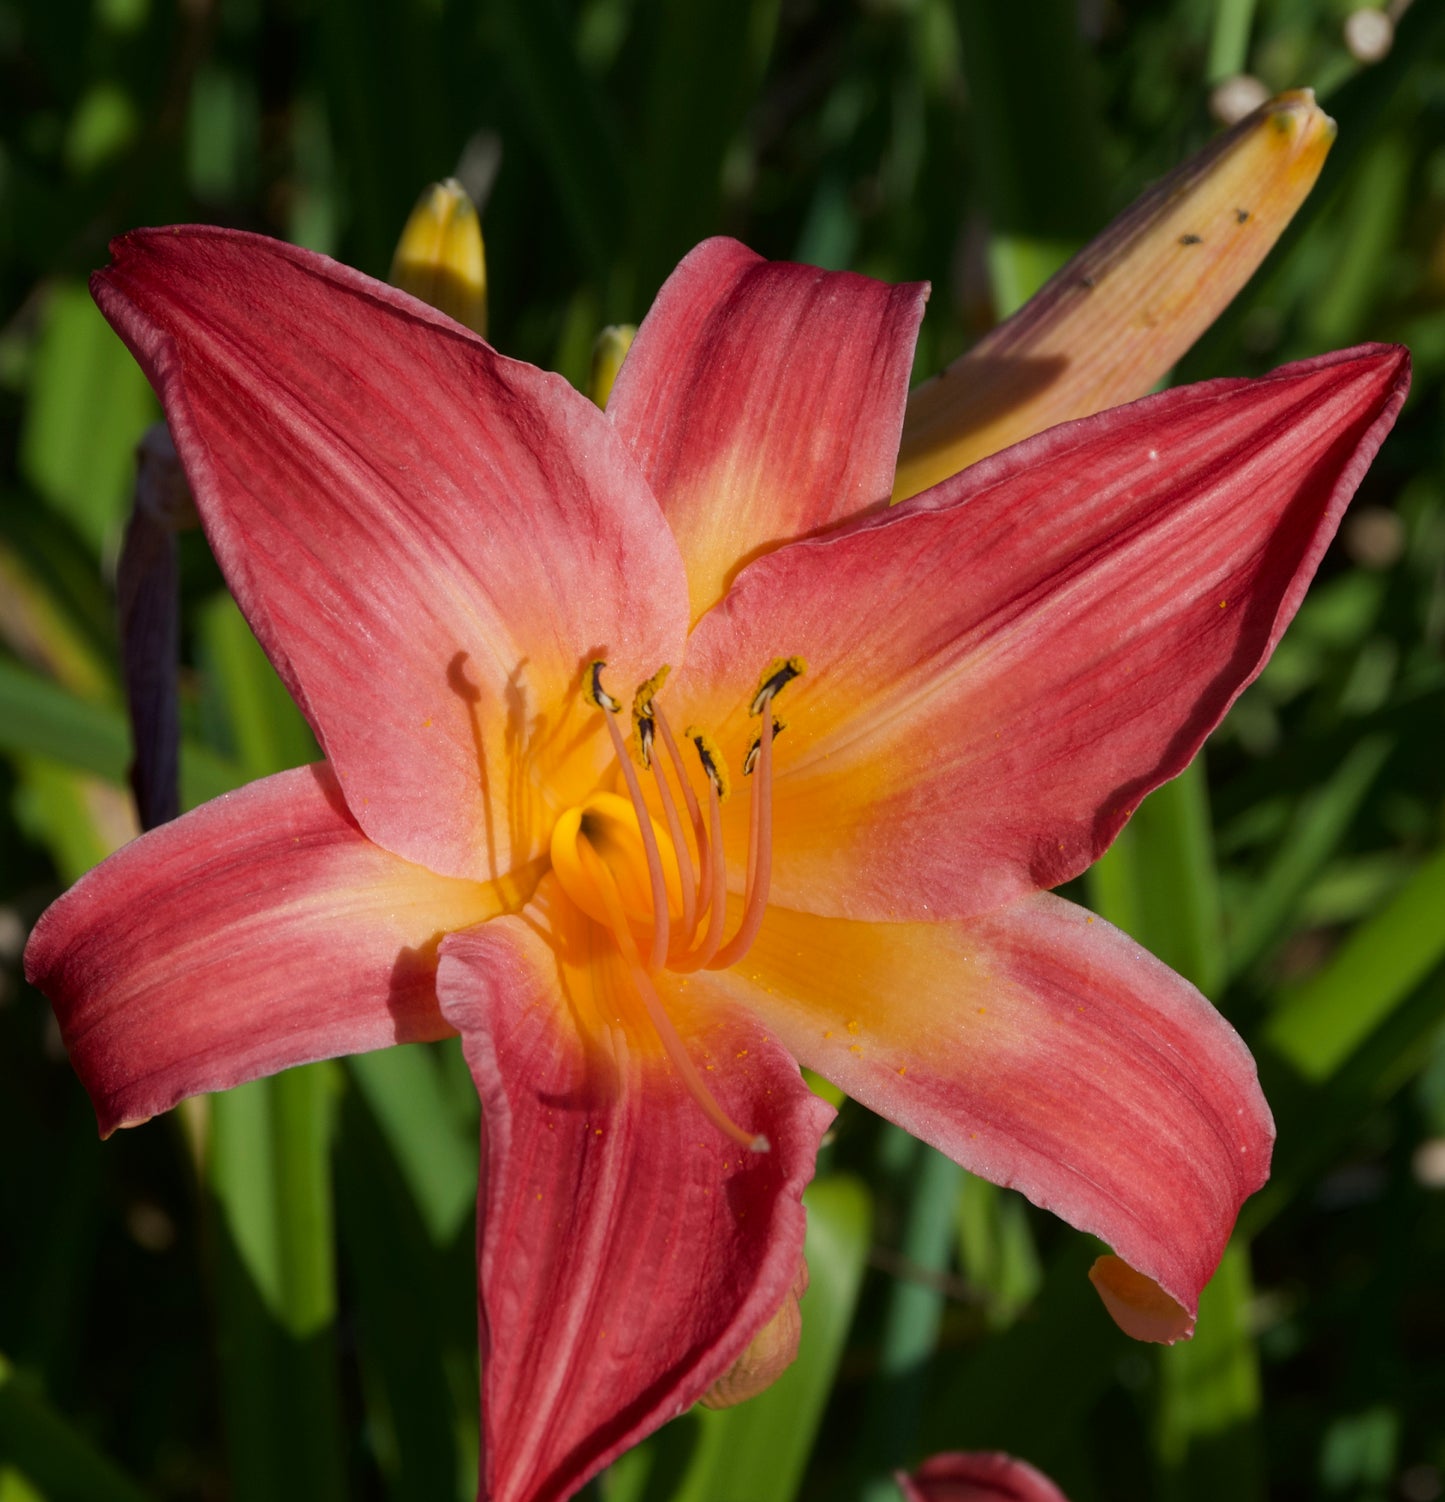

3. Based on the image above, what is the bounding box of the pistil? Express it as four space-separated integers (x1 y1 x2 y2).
564 657 802 1149
668 730 730 973
707 708 777 970
577 839 768 1154
592 670 671 973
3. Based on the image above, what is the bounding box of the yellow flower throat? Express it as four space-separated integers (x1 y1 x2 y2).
548 657 804 1152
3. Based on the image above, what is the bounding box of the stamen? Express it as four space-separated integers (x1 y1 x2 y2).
743 716 786 776
585 659 621 713
688 726 730 802
708 705 775 971
630 671 697 944
650 756 696 946
666 729 727 973
655 706 709 921
631 666 671 769
594 664 670 972
749 656 807 716
579 841 768 1154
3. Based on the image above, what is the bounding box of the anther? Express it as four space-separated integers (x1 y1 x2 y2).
687 727 730 802
749 656 806 716
585 659 621 714
632 666 671 769
743 717 787 776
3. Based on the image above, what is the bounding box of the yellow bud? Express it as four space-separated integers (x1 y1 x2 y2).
589 324 636 408
894 90 1335 501
389 178 488 338
700 1256 809 1409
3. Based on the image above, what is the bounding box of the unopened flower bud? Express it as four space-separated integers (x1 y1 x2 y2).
389 178 488 338
700 1256 809 1408
589 324 635 408
896 90 1336 500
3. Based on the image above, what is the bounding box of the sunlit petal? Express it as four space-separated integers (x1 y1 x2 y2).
691 892 1272 1333
23 764 506 1136
678 345 1409 919
608 236 927 619
94 228 689 883
436 878 833 1502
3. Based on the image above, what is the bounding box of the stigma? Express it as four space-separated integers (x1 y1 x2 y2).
550 657 805 1152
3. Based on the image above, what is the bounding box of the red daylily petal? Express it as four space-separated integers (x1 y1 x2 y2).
23 765 504 1137
607 237 928 620
676 345 1410 920
436 877 832 1502
92 227 688 883
897 1452 1071 1502
690 891 1272 1336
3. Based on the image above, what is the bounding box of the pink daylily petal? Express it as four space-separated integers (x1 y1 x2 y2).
23 765 503 1136
92 228 689 884
436 877 832 1502
898 1452 1071 1502
690 891 1272 1335
675 345 1410 921
607 237 928 619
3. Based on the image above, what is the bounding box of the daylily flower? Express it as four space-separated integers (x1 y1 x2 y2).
24 134 1406 1502
897 1451 1071 1502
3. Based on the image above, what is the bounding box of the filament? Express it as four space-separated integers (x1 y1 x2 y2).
708 705 774 970
579 840 768 1153
600 704 671 972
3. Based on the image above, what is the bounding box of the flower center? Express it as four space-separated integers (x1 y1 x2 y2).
544 657 804 1153
550 793 683 930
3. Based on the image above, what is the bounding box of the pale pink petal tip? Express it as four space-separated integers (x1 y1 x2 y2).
1088 1254 1196 1344
897 1450 1072 1502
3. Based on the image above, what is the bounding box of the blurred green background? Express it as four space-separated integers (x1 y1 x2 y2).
3 1 1445 1499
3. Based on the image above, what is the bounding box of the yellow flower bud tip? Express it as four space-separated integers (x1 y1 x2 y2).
389 178 488 339
1263 87 1336 152
589 323 636 408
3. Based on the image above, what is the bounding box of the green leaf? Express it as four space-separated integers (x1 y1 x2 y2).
1226 733 1394 979
920 1236 1117 1484
208 1069 347 1502
334 1078 479 1502
628 0 779 299
347 1046 478 1247
1265 844 1445 1082
1088 757 1224 995
0 1354 155 1502
490 0 627 288
0 498 116 697
953 0 1106 316
0 659 242 807
18 284 158 554
956 1173 1041 1331
1155 1240 1264 1502
197 594 318 781
853 1134 964 1502
11 758 131 883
